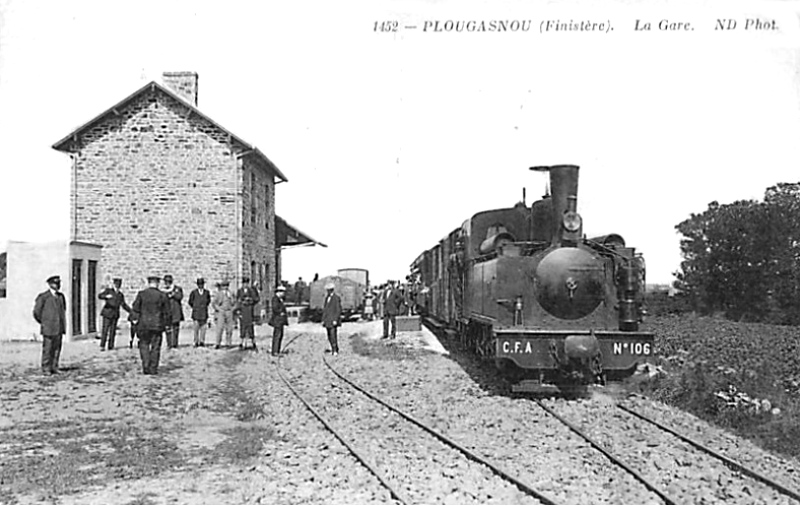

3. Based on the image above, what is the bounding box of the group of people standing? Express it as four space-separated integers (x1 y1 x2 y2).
33 274 264 376
267 280 341 357
31 272 346 376
361 280 409 340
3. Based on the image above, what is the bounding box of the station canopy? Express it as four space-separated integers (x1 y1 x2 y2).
276 216 326 249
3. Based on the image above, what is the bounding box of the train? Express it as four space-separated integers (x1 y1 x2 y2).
337 268 369 288
308 268 369 321
411 164 653 391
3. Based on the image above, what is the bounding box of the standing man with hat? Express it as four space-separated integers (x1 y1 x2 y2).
131 275 171 375
188 278 211 347
162 274 184 349
383 280 404 340
33 275 67 375
236 276 260 350
212 280 235 349
269 285 288 356
322 281 342 356
98 278 131 351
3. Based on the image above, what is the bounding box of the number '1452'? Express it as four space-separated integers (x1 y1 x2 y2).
374 21 399 32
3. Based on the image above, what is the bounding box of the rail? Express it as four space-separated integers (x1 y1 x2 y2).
534 399 677 504
618 403 800 502
274 342 409 504
323 356 558 505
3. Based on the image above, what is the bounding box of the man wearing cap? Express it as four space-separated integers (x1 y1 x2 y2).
33 275 67 375
98 278 131 351
322 281 342 356
212 280 235 349
131 275 171 375
162 274 184 349
269 286 288 356
188 278 211 347
383 280 404 340
236 276 260 350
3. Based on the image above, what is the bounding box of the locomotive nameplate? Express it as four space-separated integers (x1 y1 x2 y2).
495 330 654 372
499 339 542 354
612 341 652 356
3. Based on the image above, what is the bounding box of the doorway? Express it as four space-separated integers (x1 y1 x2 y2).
72 259 81 336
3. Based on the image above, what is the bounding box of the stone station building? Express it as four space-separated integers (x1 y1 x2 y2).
38 72 320 338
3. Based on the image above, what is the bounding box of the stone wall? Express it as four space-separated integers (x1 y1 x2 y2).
241 155 277 314
71 87 243 316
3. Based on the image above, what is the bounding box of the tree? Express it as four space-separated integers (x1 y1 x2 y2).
675 182 800 324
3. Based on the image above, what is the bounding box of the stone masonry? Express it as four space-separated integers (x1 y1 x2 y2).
54 76 282 320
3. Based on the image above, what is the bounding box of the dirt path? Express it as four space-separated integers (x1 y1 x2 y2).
0 321 443 505
0 325 312 504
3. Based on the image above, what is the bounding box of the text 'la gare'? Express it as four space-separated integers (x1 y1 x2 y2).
634 19 693 31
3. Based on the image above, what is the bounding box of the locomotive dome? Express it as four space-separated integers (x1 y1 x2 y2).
534 247 605 320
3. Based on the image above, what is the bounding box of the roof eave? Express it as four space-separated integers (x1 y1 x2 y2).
276 215 326 248
52 81 161 153
248 147 288 184
51 82 286 181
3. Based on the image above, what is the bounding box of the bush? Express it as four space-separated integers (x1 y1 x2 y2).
640 314 800 458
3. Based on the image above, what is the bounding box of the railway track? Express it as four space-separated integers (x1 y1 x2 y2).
618 402 800 502
274 337 556 505
422 316 800 503
536 397 800 504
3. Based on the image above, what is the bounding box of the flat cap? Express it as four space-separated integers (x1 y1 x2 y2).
147 275 161 282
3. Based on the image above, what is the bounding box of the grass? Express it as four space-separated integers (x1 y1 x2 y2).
348 332 438 361
639 314 800 458
0 344 277 503
0 419 185 502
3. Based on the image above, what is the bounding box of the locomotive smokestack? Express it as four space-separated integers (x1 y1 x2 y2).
531 165 580 245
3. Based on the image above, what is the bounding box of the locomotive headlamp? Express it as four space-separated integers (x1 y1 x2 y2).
563 211 582 233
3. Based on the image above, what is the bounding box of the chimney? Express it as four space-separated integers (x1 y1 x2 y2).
162 71 199 106
530 165 580 245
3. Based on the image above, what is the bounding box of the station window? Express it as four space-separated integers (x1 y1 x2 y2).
264 184 270 230
0 251 6 298
250 172 257 225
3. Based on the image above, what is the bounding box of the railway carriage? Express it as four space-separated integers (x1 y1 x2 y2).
412 165 653 390
308 268 369 321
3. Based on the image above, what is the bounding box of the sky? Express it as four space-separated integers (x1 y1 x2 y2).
1 0 799 286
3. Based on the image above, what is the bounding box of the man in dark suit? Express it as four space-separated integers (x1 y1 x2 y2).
162 274 184 349
33 275 67 375
293 277 306 305
188 278 211 347
322 282 342 355
383 280 404 340
269 285 288 356
236 276 260 350
131 275 171 375
98 277 131 351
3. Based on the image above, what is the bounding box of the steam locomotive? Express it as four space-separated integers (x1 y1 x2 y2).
411 165 653 391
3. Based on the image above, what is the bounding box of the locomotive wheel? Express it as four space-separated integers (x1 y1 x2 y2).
465 321 478 352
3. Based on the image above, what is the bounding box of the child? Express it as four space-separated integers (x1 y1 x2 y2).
128 312 138 349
